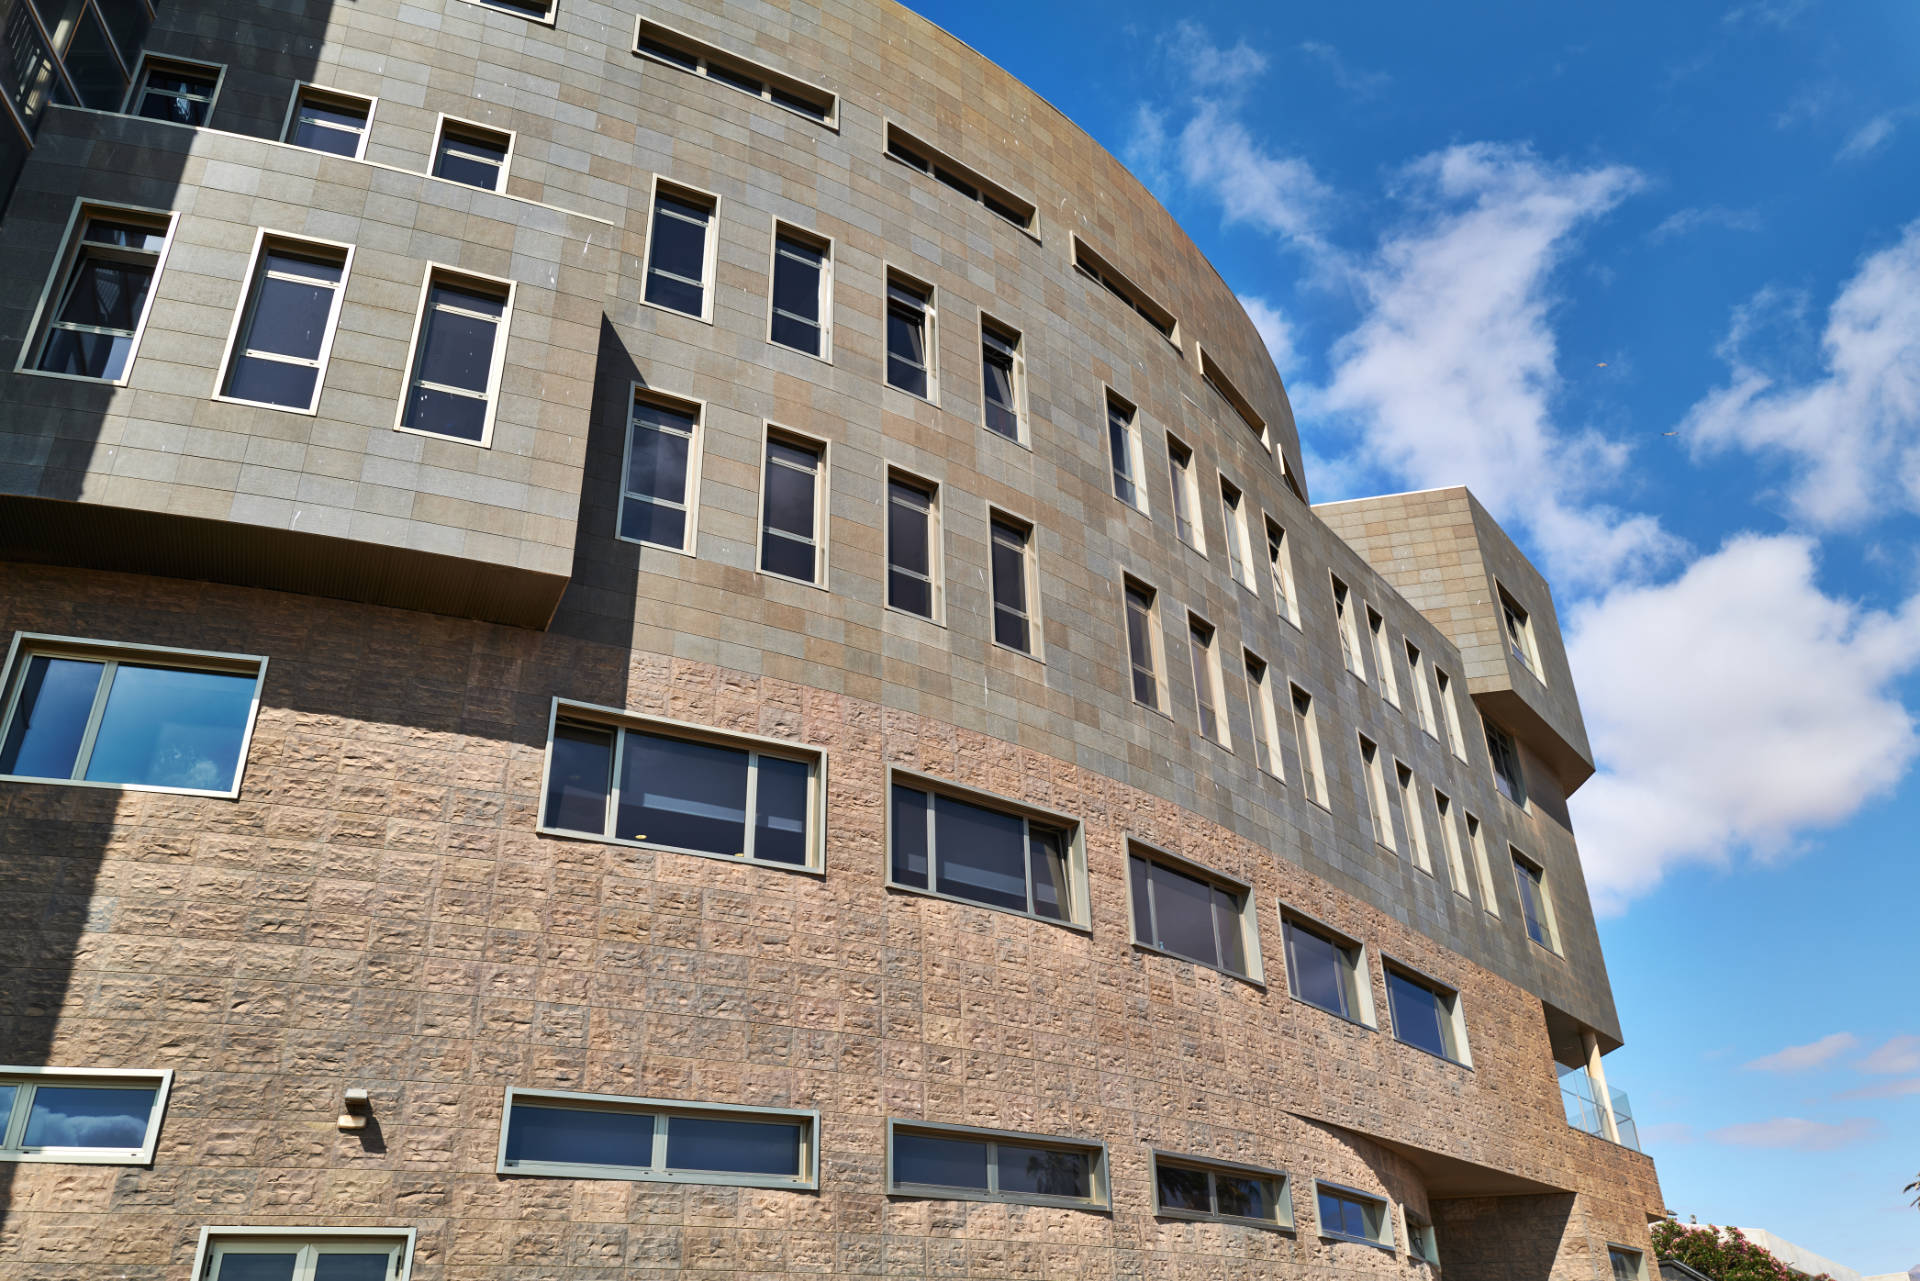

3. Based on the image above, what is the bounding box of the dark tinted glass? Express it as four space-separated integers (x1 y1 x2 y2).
935 166 978 199
989 522 1028 648
1146 859 1218 968
93 0 152 64
760 530 814 581
626 401 693 502
887 137 930 172
983 193 1029 226
753 754 810 865
893 1131 988 1190
504 1102 653 1169
1216 1174 1272 1220
0 655 105 779
214 1255 298 1281
1388 970 1451 1059
21 1084 155 1148
886 480 931 615
64 7 126 109
762 443 817 536
137 69 214 125
1286 920 1351 1018
638 35 698 69
666 1114 802 1176
885 288 927 395
542 721 613 834
2 2 64 132
1319 1188 1372 1238
83 664 256 792
1107 404 1136 502
997 1143 1091 1198
1027 825 1068 921
1515 859 1547 944
40 329 131 380
769 86 826 119
57 256 151 331
615 730 748 856
1611 1250 1642 1281
890 784 929 888
291 98 368 155
620 498 685 550
434 131 506 189
1213 886 1247 974
311 1255 393 1281
770 237 823 354
225 357 316 409
247 275 335 361
705 62 762 95
982 344 1017 438
401 385 487 441
1155 1163 1210 1213
646 194 710 313
417 292 498 392
933 791 1027 913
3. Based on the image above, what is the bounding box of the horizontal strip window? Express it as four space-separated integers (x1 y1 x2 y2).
539 702 822 871
0 633 266 798
1281 911 1373 1027
883 123 1035 231
888 774 1085 927
498 1088 818 1189
195 1229 414 1281
1384 961 1471 1066
21 203 174 385
1128 843 1260 983
1314 1180 1394 1249
1151 1152 1293 1231
887 1119 1108 1210
459 0 554 22
1198 345 1266 445
0 1066 172 1165
1073 235 1178 347
636 18 836 125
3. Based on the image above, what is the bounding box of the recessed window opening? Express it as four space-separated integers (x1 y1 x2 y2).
1243 651 1283 779
1124 578 1161 710
1167 435 1202 551
636 19 837 124
989 513 1035 654
1331 577 1364 679
1406 641 1438 737
1290 685 1326 806
980 315 1025 441
1499 585 1541 676
1466 813 1499 915
283 85 372 158
220 235 352 412
61 2 130 109
1073 234 1178 346
758 431 825 585
499 1088 817 1187
885 472 938 619
24 205 172 383
619 390 700 552
127 56 218 126
197 1232 413 1281
883 123 1035 230
1396 762 1431 873
467 0 554 20
397 269 512 444
1385 964 1468 1065
1408 1210 1441 1265
1512 849 1558 950
1266 518 1299 624
1187 614 1224 744
769 225 830 357
1106 392 1145 511
1435 790 1471 897
1129 845 1257 980
1367 608 1398 705
1359 736 1395 851
1198 346 1265 445
1315 1181 1393 1249
1485 719 1527 807
644 184 717 318
889 778 1081 925
1609 1247 1648 1281
888 1120 1108 1209
432 117 510 191
885 272 935 398
1152 1153 1293 1229
1435 666 1467 758
0 1066 172 1164
1220 477 1254 589
1283 914 1370 1024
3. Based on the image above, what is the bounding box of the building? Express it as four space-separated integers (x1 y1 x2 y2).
0 0 1663 1277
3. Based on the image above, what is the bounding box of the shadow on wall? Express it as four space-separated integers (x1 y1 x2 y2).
1433 1191 1577 1281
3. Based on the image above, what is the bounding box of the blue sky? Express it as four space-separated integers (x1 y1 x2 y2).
904 0 1920 1268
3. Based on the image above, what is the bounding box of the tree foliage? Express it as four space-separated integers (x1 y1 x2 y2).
1651 1220 1835 1281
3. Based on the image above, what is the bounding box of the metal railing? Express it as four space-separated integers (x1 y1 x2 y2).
1559 1066 1641 1152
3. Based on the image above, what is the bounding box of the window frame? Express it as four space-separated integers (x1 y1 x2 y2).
1434 789 1472 901
884 766 1090 931
1608 1245 1650 1281
0 1065 172 1165
642 176 721 324
1358 735 1395 853
1497 582 1543 678
279 82 376 161
1165 432 1205 554
1289 684 1328 809
978 311 1027 444
1367 607 1399 706
1435 665 1468 759
1105 389 1149 514
1484 717 1528 809
1126 839 1264 985
765 220 833 361
884 1117 1110 1211
213 229 355 415
189 1228 416 1281
882 121 1038 234
1466 812 1500 917
1122 574 1169 715
617 384 704 555
1186 612 1228 747
1218 473 1256 593
533 697 828 875
391 263 515 447
883 466 942 623
882 265 938 402
1243 649 1284 781
1512 847 1560 952
1196 344 1268 448
1072 233 1180 350
122 53 223 126
637 18 839 129
1396 760 1432 873
16 198 177 387
987 507 1041 659
1149 1150 1294 1232
1405 641 1439 738
495 1087 820 1188
1407 1208 1441 1266
1266 517 1300 627
755 424 829 589
1312 1179 1396 1251
430 113 514 193
454 0 556 26
1381 956 1473 1068
1280 909 1376 1027
0 632 268 800
1330 575 1366 681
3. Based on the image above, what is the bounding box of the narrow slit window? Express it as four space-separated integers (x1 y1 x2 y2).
1073 235 1178 346
284 85 372 158
1124 579 1160 710
1151 1153 1292 1229
1331 578 1364 680
1512 850 1558 950
888 1122 1106 1208
1167 437 1202 551
1499 585 1541 676
1290 685 1326 806
1282 915 1369 1023
1267 519 1299 625
1386 965 1468 1065
1220 478 1253 589
1406 642 1438 737
467 0 555 19
127 57 218 126
888 780 1081 925
885 273 935 398
980 316 1024 441
769 226 830 357
883 124 1035 230
619 391 699 552
1359 736 1394 851
0 1066 172 1164
1316 1182 1394 1248
1107 393 1145 510
501 1089 816 1187
1435 791 1471 898
885 473 938 619
1485 719 1527 807
1243 652 1283 779
636 20 837 125
989 514 1035 654
1128 846 1256 980
1367 608 1399 706
1396 762 1430 872
26 207 172 383
398 270 512 444
432 118 510 192
1188 615 1223 744
1199 346 1266 445
1436 666 1467 759
1467 813 1500 915
219 236 352 412
644 186 716 318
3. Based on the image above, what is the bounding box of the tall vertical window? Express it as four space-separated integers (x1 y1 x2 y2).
885 472 938 618
1435 790 1471 898
768 225 830 358
1367 609 1399 706
283 85 373 158
1128 845 1259 980
1499 585 1541 676
644 184 717 319
1219 478 1254 590
1331 577 1364 679
1466 813 1499 915
1187 615 1225 745
1359 736 1394 851
218 234 353 413
127 57 219 126
980 316 1024 441
1290 685 1326 806
1484 719 1527 807
397 269 513 444
1243 652 1282 778
1406 642 1438 737
23 206 172 383
61 3 129 109
1266 518 1299 625
1513 850 1558 949
1166 436 1203 551
1124 578 1161 710
889 779 1083 925
1282 914 1370 1023
1435 666 1467 759
989 513 1035 654
1107 393 1145 510
759 432 825 585
1396 763 1430 872
885 271 936 398
619 390 700 552
432 117 511 191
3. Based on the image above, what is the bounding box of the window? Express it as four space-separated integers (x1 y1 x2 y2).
462 0 555 20
1314 1181 1393 1249
618 389 700 552
643 183 717 319
396 269 513 444
1609 1247 1648 1281
1485 719 1527 807
498 1088 817 1187
1266 519 1299 625
636 19 837 125
1166 436 1203 551
1151 1152 1292 1230
1290 686 1327 806
194 1231 413 1281
884 271 935 398
1408 1211 1441 1265
1243 652 1283 779
538 704 821 870
1106 393 1146 511
0 1066 171 1164
1367 609 1399 706
431 116 511 191
989 513 1036 654
22 205 172 383
1187 615 1225 745
1467 813 1499 916
1358 736 1394 851
1279 451 1306 502
883 124 1036 230
768 225 830 358
1435 790 1471 899
1331 577 1364 680
1129 845 1259 980
0 634 266 797
1406 642 1438 737
1435 666 1467 758
1124 578 1162 710
282 84 373 159
885 472 938 619
1198 346 1266 446
218 234 352 412
1397 763 1430 873
980 315 1025 441
61 2 129 109
1219 478 1254 590
889 777 1082 925
1073 235 1178 346
1513 850 1558 950
887 1120 1108 1209
126 56 219 126
1499 585 1541 676
758 431 825 585
1282 914 1371 1024
1385 964 1469 1065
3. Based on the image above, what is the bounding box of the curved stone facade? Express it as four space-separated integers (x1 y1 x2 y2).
0 0 1659 1278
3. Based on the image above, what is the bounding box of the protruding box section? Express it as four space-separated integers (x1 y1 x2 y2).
1314 487 1593 792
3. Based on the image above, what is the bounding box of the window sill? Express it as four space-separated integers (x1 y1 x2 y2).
1320 1232 1396 1253
0 771 242 801
535 824 825 877
212 391 320 417
1392 1036 1472 1071
454 0 557 26
394 421 493 449
0 1148 156 1165
884 603 945 629
1131 940 1264 990
1154 1207 1295 1234
884 381 939 408
614 531 698 559
501 1161 815 1189
13 366 132 388
769 336 833 365
989 637 1045 665
885 878 1091 935
887 1183 1108 1213
1290 994 1375 1033
641 297 715 326
1131 697 1176 725
982 421 1032 451
756 566 830 593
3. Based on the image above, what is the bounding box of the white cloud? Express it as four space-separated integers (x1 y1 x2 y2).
1683 218 1920 527
1175 100 1333 252
1742 1033 1861 1072
1707 1117 1876 1150
1838 112 1900 161
1724 0 1812 27
1238 295 1298 377
1857 1034 1920 1074
1298 41 1390 98
1567 535 1920 909
1649 205 1763 243
1168 21 1267 90
1835 1077 1920 1101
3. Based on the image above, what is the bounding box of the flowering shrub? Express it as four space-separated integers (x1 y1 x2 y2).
1651 1221 1835 1281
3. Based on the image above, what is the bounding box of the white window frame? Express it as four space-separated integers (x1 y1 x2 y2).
0 1066 172 1165
121 53 224 125
1243 649 1284 781
1368 607 1399 706
0 632 268 800
454 0 556 26
392 263 516 448
1331 575 1365 682
885 1117 1110 1210
987 507 1041 660
755 423 829 589
213 228 355 415
636 17 839 128
884 766 1090 930
1165 433 1205 554
1435 665 1468 759
1123 574 1169 715
1126 838 1265 984
279 82 377 161
1382 956 1473 1068
1187 612 1228 748
1406 641 1438 738
189 1228 416 1281
765 220 833 362
1435 789 1472 900
1466 812 1500 916
1497 581 1543 679
1312 1179 1396 1251
883 265 938 403
1484 716 1528 809
617 383 704 556
884 465 942 623
430 112 514 193
496 1087 820 1188
1358 735 1395 852
1105 389 1149 515
979 311 1027 445
1149 1150 1295 1232
1266 516 1300 627
1290 684 1328 808
1396 761 1431 873
642 176 721 324
1219 473 1255 592
16 199 177 387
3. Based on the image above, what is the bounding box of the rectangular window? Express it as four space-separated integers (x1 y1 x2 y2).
63 3 130 110
1073 234 1178 346
0 1066 171 1164
1513 850 1558 950
768 225 830 358
22 205 173 384
1435 666 1467 759
885 271 936 398
1406 642 1438 737
888 778 1082 925
1290 685 1326 807
1315 1181 1393 1248
1151 1152 1293 1230
885 472 938 619
1166 436 1203 551
1435 791 1471 899
218 234 352 412
980 315 1025 441
1283 914 1371 1024
887 1120 1108 1209
1499 585 1541 676
196 1232 413 1281
126 56 219 126
619 389 700 552
989 513 1035 654
637 19 837 125
1385 964 1469 1065
1198 346 1266 445
1125 578 1162 711
1243 652 1282 779
1367 609 1399 706
1128 845 1259 980
758 430 825 585
1396 763 1430 873
0 634 267 797
1467 813 1500 916
432 116 511 192
282 84 372 159
1610 1247 1648 1281
1358 736 1394 851
1219 478 1254 590
1408 1212 1441 1265
883 124 1037 231
538 705 822 871
463 0 555 21
498 1088 818 1188
1485 719 1527 807
396 269 512 444
1266 518 1299 625
644 183 717 319
1187 615 1225 745
1331 577 1364 680
1106 392 1146 511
